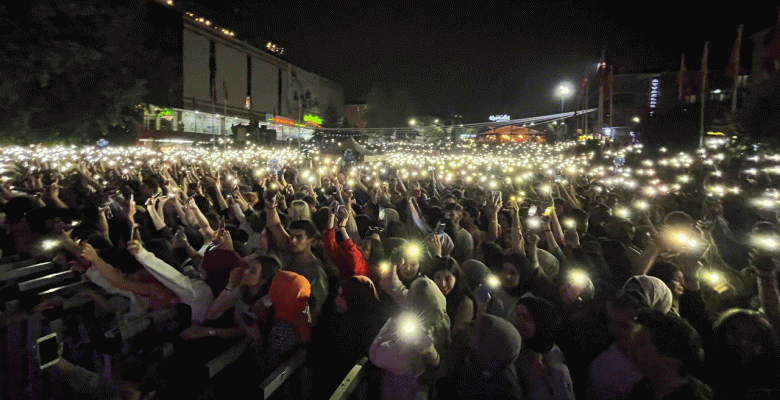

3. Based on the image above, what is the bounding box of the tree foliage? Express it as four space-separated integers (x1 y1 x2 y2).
362 83 414 128
0 0 150 144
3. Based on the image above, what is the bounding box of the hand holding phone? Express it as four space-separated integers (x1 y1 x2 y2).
35 333 62 370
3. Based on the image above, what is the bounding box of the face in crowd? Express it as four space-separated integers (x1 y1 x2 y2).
288 228 313 254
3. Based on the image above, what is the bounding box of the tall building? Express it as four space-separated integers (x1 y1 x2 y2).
140 0 344 142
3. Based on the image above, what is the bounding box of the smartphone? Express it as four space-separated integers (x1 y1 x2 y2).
475 284 492 306
555 174 562 183
378 207 386 221
129 224 138 242
492 190 502 202
129 193 134 202
543 206 555 217
219 216 226 230
436 221 446 238
528 205 538 216
36 333 61 370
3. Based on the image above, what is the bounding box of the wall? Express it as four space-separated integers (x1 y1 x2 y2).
182 28 211 105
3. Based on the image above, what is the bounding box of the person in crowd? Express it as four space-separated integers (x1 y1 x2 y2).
313 275 388 396
263 191 329 324
427 251 475 332
514 295 575 400
370 277 450 400
625 309 713 400
443 313 524 400
706 309 780 400
586 275 674 400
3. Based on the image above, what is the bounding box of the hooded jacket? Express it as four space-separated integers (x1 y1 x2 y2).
269 271 312 342
455 314 523 400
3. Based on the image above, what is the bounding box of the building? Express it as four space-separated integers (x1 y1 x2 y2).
344 103 368 128
139 0 344 144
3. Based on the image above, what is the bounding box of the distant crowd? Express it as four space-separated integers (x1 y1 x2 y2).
1 139 779 400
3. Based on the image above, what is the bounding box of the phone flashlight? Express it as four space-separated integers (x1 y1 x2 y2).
563 218 577 230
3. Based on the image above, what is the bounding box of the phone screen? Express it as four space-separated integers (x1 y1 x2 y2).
436 222 446 237
528 205 538 216
36 333 60 370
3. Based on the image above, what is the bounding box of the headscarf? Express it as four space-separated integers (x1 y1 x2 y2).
461 259 490 292
269 271 312 342
201 248 246 297
613 275 673 314
406 277 451 349
474 314 523 371
516 295 561 353
456 314 523 399
342 275 381 318
501 252 538 297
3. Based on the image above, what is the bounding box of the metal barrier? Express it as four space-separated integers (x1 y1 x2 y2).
260 348 308 399
329 357 368 400
0 261 58 281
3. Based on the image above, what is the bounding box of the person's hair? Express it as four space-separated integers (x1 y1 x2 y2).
288 219 318 239
712 308 780 369
429 257 465 292
647 261 680 290
635 308 704 376
364 235 385 265
302 195 316 209
312 207 330 232
257 255 282 281
288 200 312 222
664 211 695 227
565 208 589 228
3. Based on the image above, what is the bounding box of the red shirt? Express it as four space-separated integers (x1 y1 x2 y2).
323 228 369 278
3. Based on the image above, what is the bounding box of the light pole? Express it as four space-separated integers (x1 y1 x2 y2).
555 82 573 138
556 82 573 113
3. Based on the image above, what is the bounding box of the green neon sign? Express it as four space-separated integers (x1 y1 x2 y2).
303 114 323 125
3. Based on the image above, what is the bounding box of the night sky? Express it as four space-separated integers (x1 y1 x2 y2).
183 1 779 123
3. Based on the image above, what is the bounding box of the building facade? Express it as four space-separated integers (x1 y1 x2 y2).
142 0 344 142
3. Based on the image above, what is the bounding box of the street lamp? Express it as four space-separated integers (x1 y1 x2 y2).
556 82 574 113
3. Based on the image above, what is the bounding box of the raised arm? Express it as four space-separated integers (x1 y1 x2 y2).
264 192 291 251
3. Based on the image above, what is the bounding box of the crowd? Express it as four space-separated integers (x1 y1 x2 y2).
0 138 779 400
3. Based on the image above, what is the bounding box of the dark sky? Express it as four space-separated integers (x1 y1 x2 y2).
183 0 779 122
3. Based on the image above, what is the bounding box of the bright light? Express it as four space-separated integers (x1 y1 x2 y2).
569 270 589 287
527 217 541 230
563 218 577 230
405 244 421 259
409 119 416 126
41 239 59 251
556 82 573 99
615 207 631 219
379 261 390 274
632 117 640 123
486 275 501 288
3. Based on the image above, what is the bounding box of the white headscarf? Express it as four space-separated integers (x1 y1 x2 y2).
622 275 673 314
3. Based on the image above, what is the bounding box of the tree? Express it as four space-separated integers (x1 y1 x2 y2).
0 0 150 144
362 83 414 128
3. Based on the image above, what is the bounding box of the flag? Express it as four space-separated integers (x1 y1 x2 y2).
579 71 589 108
677 53 688 101
209 54 217 104
596 49 607 89
701 42 709 98
726 25 743 78
604 65 613 99
222 80 229 102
